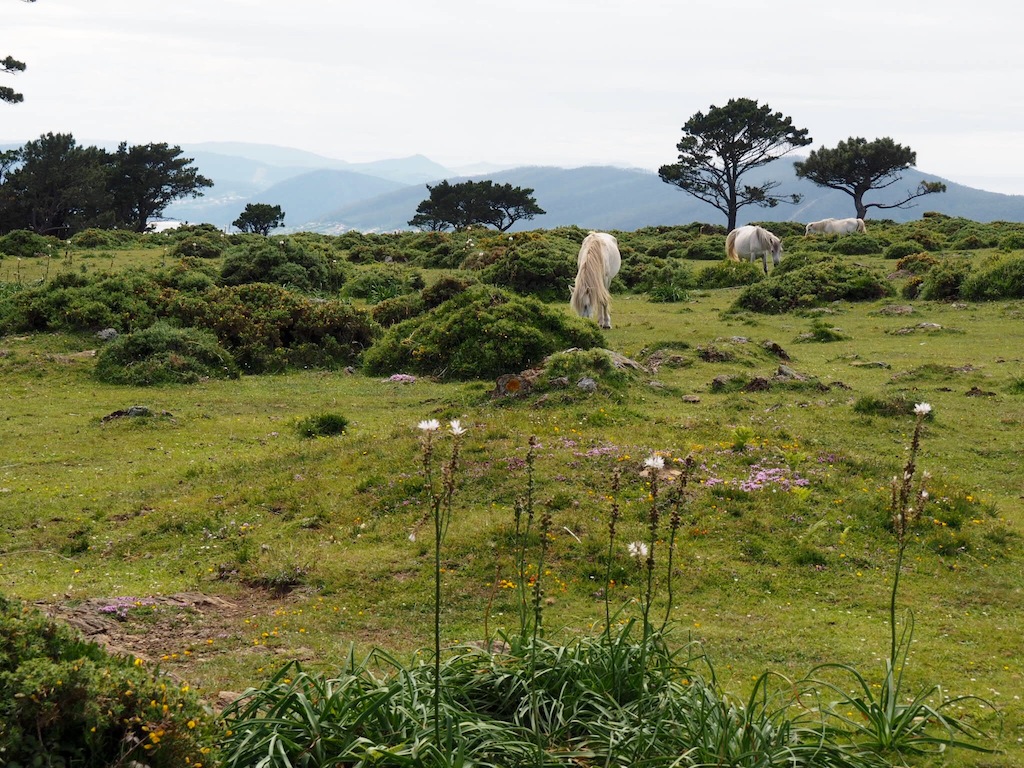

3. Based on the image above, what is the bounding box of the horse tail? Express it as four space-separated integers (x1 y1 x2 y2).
726 229 739 261
571 235 610 316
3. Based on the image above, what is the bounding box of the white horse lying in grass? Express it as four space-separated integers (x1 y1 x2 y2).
805 217 866 235
726 225 783 275
570 232 621 329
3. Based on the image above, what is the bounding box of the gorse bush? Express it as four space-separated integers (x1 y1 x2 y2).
296 412 349 438
221 238 345 293
884 241 924 260
695 259 764 289
0 229 60 259
166 282 379 373
93 321 239 385
685 235 727 260
0 269 163 333
733 256 893 313
959 254 1024 300
479 239 578 301
340 263 424 303
829 234 882 255
363 284 603 380
0 595 218 767
918 257 972 300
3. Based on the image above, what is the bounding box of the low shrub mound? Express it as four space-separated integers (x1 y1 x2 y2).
221 238 345 293
959 254 1024 300
363 284 604 380
0 595 218 766
695 260 764 289
296 412 349 438
829 234 882 255
93 321 239 385
479 239 578 301
733 256 893 313
0 270 163 334
340 263 425 303
166 282 380 373
918 257 973 300
0 229 60 259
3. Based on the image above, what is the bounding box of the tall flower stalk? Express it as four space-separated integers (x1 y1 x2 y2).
887 403 930 668
641 454 664 641
417 417 466 747
603 466 622 637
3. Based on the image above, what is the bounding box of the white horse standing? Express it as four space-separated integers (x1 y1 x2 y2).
570 232 621 329
805 217 866 235
726 225 783 275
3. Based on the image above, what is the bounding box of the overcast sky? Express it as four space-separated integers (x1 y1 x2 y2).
4 1 1024 194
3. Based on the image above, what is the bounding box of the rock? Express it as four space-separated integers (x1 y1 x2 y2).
965 386 996 397
762 340 790 360
850 361 891 369
101 405 155 422
96 328 119 342
576 377 597 392
681 394 701 403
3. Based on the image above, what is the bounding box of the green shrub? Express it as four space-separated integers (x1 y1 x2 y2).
542 348 630 388
0 270 163 333
998 232 1024 251
154 257 219 293
221 238 344 293
901 275 924 299
884 241 924 260
421 274 478 307
695 260 764 289
894 252 939 275
340 263 425 303
170 234 226 259
918 258 972 300
951 233 990 250
830 234 882 255
684 236 727 260
479 239 577 301
370 293 426 327
0 595 218 766
166 283 380 373
363 284 603 381
0 229 60 259
94 321 239 385
796 318 850 343
852 395 917 417
637 260 693 302
959 254 1024 300
733 256 892 314
296 412 349 438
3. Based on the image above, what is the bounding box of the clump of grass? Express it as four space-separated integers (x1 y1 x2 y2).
852 394 917 417
295 412 349 438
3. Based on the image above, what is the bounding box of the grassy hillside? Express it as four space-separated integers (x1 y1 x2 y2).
1 218 1022 765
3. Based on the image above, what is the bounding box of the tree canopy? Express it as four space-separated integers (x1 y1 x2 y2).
409 180 545 232
793 137 946 220
232 203 286 235
658 97 812 231
2 1 37 105
0 134 212 236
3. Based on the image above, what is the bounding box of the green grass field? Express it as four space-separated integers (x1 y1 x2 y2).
1 231 1022 766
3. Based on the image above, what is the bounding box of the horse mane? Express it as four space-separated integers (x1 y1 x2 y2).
571 234 611 315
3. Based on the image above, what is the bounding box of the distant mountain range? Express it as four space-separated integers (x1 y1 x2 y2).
8 139 1024 231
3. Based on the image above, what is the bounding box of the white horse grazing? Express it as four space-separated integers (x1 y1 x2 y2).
805 217 866 235
570 232 621 329
726 225 783 275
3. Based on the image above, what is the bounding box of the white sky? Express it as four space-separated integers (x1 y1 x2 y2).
4 1 1024 194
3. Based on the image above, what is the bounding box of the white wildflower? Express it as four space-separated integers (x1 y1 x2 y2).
449 419 466 436
914 402 932 416
627 541 649 561
418 419 441 432
644 454 665 470
408 532 416 542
